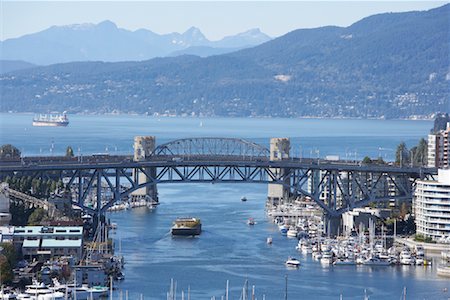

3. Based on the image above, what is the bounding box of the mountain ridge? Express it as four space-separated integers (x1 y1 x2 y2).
0 21 271 65
1 5 448 119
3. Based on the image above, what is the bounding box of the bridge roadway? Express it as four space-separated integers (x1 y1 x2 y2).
0 154 434 175
0 154 437 218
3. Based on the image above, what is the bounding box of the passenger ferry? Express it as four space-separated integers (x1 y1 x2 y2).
171 217 202 236
32 111 69 127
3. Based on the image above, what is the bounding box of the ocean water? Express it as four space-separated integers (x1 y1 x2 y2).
2 113 448 299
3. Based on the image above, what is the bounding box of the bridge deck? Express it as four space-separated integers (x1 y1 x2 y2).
0 155 435 176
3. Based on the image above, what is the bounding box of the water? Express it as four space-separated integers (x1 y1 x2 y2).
0 113 430 159
2 113 449 299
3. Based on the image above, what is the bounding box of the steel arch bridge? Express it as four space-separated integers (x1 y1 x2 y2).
0 137 437 218
151 137 270 158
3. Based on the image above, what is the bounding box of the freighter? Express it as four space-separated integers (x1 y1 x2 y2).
171 217 202 236
32 112 69 127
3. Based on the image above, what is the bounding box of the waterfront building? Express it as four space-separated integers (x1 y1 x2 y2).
0 226 14 242
342 207 391 234
414 169 450 241
74 265 108 286
428 123 450 168
13 226 84 259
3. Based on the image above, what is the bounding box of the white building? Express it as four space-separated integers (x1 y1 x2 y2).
13 226 84 259
414 169 450 241
428 123 450 168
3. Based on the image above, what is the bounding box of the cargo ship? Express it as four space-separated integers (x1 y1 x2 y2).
32 112 69 127
171 217 202 236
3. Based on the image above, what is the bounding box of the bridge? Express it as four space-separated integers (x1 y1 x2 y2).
0 137 437 220
1 183 57 217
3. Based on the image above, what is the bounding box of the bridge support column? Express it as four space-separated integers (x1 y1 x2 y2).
132 136 158 202
267 138 290 207
324 214 342 237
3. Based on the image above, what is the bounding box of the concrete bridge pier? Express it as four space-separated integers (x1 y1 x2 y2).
267 138 291 207
324 214 342 237
132 136 158 203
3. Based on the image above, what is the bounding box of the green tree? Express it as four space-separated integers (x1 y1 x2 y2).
395 142 410 166
28 208 47 225
0 256 13 284
0 144 21 159
0 243 17 268
50 181 57 193
414 138 428 166
66 146 74 157
362 156 372 164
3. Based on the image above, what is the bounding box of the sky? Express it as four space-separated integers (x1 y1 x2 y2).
1 1 447 41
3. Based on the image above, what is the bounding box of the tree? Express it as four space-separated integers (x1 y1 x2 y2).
0 256 13 284
395 142 410 166
414 138 428 166
0 144 21 159
362 156 372 164
0 243 17 268
0 242 17 285
28 208 47 225
66 146 74 157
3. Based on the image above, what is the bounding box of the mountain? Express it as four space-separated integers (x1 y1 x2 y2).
0 60 36 74
1 5 448 118
169 46 243 57
0 22 271 65
212 28 271 48
169 28 272 57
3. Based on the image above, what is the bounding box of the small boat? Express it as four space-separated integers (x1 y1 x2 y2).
22 281 65 299
278 224 289 236
0 288 17 299
334 258 356 266
301 243 313 254
363 257 391 266
321 251 333 264
241 196 247 202
312 251 322 260
266 237 273 245
286 227 298 238
285 257 300 267
399 249 414 265
247 218 256 225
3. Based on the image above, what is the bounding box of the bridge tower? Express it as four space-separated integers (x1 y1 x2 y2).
267 138 291 206
132 136 158 202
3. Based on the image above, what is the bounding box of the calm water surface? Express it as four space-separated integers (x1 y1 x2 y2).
1 114 448 299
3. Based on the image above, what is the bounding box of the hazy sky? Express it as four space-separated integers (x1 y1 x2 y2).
1 1 447 41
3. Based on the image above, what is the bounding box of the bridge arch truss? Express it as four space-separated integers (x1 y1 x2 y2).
152 137 270 158
27 162 435 218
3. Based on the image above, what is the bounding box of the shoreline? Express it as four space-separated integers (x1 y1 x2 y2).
0 111 435 121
